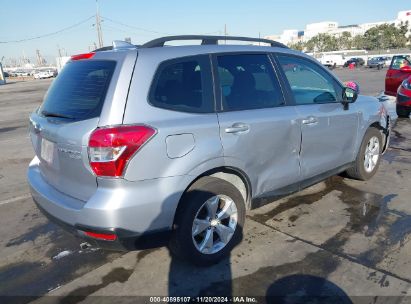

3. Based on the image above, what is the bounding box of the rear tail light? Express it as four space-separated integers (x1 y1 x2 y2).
88 125 156 177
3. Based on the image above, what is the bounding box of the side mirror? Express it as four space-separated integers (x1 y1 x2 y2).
400 65 411 73
341 87 358 110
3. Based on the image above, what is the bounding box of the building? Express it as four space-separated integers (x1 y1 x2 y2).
304 21 338 40
396 10 411 26
264 30 298 45
265 9 411 45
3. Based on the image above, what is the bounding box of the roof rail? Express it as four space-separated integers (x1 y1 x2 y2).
141 35 288 48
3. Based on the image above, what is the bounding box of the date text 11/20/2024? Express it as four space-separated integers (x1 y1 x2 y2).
149 296 258 303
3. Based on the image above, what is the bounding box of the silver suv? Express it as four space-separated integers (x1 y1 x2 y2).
28 36 390 265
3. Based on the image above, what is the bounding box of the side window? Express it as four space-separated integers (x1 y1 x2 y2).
150 56 213 113
390 56 411 70
216 54 284 111
277 55 342 105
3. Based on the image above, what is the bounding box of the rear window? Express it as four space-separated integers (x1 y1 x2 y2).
38 60 116 121
216 54 284 111
149 55 213 113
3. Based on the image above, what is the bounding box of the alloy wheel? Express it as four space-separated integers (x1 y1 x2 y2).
191 194 238 254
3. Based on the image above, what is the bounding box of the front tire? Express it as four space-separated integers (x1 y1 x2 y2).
346 127 382 180
170 176 245 266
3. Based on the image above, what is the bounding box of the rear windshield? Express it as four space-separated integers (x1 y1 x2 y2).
39 60 116 121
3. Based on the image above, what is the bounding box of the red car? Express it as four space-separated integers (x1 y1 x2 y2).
385 55 411 117
396 76 411 117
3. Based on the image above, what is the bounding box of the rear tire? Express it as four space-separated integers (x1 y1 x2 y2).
170 176 245 266
346 127 382 181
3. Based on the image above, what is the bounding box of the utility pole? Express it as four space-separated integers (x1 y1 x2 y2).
224 24 227 44
36 50 42 66
95 0 104 48
57 45 63 70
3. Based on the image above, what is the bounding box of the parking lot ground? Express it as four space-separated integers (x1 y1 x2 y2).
333 67 387 96
0 71 411 303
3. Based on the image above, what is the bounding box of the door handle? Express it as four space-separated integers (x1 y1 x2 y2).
225 123 250 134
302 117 318 125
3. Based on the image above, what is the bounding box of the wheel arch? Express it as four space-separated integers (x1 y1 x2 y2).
368 117 390 154
356 113 390 157
172 166 252 227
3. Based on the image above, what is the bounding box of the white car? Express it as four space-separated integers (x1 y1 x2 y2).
318 55 345 69
34 71 53 79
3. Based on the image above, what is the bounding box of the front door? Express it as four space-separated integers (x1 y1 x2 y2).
276 54 359 183
385 55 411 96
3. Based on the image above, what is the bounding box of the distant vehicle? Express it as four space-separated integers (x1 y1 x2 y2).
383 56 392 66
396 76 411 117
33 71 42 79
16 71 30 77
34 70 54 79
367 57 386 69
385 55 411 96
344 58 365 68
318 55 345 69
4 72 9 78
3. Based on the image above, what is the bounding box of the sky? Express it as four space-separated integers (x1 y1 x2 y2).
0 0 410 64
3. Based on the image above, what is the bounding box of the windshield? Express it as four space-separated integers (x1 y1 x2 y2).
38 60 116 121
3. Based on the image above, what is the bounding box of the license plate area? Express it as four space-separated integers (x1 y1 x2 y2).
41 138 55 164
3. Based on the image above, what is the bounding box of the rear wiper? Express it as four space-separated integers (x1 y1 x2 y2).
41 111 74 119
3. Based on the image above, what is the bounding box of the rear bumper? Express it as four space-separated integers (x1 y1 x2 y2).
33 199 133 250
28 156 190 249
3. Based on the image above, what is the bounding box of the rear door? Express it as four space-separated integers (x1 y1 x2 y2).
214 53 301 198
275 54 359 184
29 53 135 201
385 55 411 96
